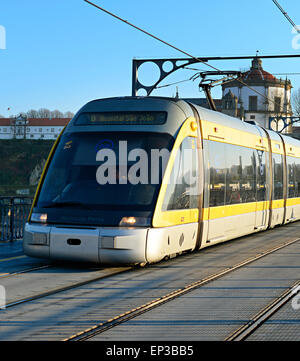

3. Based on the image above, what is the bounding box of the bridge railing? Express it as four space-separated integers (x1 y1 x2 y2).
0 197 33 242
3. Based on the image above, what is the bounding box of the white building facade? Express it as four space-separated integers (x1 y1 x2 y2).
222 57 293 131
0 116 70 140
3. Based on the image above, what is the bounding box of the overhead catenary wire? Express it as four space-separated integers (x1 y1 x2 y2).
156 77 193 89
157 68 300 91
273 73 300 76
272 0 300 33
84 0 285 105
156 70 235 89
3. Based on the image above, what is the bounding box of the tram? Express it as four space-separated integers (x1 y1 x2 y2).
23 97 300 265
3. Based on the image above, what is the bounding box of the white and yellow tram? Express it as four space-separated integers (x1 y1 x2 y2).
23 97 300 265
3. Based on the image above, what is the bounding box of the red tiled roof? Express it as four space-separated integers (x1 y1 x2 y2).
241 57 278 82
0 118 11 126
27 118 70 126
242 68 277 82
0 118 71 126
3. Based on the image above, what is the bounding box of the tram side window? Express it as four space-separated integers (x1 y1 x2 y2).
162 137 199 211
272 154 284 200
225 144 256 205
287 156 296 198
208 141 226 207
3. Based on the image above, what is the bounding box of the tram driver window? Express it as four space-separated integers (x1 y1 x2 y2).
162 137 199 211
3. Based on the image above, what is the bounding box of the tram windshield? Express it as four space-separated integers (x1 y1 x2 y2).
33 131 174 226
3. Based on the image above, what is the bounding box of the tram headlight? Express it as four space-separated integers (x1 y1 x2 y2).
120 217 137 225
31 213 48 224
119 217 150 227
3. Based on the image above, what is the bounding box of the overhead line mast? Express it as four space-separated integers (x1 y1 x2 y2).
132 54 300 98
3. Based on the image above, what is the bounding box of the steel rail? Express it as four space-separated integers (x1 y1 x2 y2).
0 264 51 279
225 279 300 341
3 266 132 309
63 236 300 341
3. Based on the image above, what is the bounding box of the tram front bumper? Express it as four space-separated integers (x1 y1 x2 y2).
23 223 148 265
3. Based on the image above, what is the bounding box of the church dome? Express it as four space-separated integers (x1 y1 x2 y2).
242 57 277 82
222 57 292 89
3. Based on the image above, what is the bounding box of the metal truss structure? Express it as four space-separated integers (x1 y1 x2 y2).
132 54 300 97
269 116 300 133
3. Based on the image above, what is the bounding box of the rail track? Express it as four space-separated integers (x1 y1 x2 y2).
4 266 132 309
225 280 300 341
63 236 300 341
0 264 51 279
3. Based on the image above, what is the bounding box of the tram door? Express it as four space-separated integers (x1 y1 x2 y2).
254 148 268 230
207 140 226 243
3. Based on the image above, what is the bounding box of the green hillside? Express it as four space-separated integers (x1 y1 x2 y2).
0 139 55 196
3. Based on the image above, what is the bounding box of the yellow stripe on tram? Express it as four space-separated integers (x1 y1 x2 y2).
202 201 269 221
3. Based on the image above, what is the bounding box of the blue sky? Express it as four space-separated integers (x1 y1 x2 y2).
0 0 300 116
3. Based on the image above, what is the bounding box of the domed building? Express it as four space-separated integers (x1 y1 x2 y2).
222 57 293 131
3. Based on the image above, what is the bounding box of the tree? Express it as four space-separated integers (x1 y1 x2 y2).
37 108 51 118
7 108 75 119
50 110 64 118
64 111 74 118
292 88 300 116
26 109 39 118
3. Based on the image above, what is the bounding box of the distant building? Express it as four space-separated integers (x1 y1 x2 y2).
222 57 293 129
185 57 293 130
0 116 71 140
221 90 239 118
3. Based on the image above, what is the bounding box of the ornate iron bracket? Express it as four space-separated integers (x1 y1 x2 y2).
132 54 300 97
132 58 202 96
269 116 300 132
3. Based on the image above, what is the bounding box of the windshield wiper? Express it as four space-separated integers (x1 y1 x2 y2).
43 201 93 209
